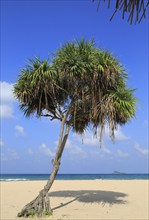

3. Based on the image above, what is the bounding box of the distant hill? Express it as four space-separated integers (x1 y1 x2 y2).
112 171 127 174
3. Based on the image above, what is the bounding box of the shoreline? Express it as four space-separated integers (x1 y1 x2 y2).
1 173 149 182
1 178 149 182
1 180 149 219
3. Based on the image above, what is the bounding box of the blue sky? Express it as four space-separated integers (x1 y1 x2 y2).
0 0 148 174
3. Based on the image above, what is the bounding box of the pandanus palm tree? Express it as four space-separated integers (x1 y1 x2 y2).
14 39 136 217
93 0 149 24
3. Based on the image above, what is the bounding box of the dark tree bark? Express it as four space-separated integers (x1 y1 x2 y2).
17 115 70 217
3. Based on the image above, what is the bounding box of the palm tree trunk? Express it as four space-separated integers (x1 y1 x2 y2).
17 118 70 217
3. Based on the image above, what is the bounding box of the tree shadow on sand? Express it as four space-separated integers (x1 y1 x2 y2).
49 190 127 211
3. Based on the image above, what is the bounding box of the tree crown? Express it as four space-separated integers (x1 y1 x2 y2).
14 39 136 144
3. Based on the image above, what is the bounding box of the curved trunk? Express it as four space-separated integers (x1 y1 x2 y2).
17 120 70 217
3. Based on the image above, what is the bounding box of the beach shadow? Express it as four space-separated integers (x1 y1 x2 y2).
49 190 127 211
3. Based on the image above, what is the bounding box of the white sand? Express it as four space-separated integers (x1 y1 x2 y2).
1 180 149 219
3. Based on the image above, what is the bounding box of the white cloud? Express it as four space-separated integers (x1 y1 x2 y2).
40 143 55 157
73 132 99 146
15 125 25 136
54 138 87 159
1 148 19 161
0 104 15 119
117 149 129 158
27 148 34 155
1 153 8 161
69 145 87 158
115 129 129 141
0 81 16 119
144 120 148 125
0 138 4 147
102 146 112 155
73 126 129 147
134 143 149 155
105 126 129 141
82 132 99 146
65 139 73 149
0 81 15 102
7 149 19 160
65 138 87 158
10 150 19 160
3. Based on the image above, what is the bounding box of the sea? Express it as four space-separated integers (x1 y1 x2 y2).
0 173 149 181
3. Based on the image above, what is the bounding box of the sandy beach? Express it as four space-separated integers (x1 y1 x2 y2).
1 180 148 220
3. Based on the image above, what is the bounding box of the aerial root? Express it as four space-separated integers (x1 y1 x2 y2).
17 194 52 217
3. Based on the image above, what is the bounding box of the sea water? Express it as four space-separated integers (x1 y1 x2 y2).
0 173 148 181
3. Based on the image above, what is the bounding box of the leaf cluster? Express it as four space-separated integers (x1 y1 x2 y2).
14 39 137 143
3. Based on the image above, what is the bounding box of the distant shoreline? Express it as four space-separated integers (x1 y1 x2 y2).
1 173 149 181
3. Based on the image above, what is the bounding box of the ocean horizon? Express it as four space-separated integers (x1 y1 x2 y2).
0 173 149 181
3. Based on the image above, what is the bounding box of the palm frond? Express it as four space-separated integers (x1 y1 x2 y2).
93 0 149 24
